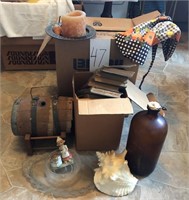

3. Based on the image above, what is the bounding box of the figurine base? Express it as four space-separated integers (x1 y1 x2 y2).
45 150 79 187
48 150 74 173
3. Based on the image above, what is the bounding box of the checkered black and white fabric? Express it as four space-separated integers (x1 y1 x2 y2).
162 38 178 61
133 19 157 36
152 21 181 42
115 34 150 65
115 15 181 65
115 15 181 88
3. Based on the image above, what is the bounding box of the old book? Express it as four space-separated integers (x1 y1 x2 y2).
95 71 128 83
76 86 121 98
88 79 123 93
90 87 121 98
101 67 135 79
103 64 138 69
76 87 91 97
76 87 103 99
94 76 127 88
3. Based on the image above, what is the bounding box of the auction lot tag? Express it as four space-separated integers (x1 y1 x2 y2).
90 38 111 72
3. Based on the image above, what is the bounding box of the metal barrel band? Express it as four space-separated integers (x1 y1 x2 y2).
31 98 38 136
52 97 61 135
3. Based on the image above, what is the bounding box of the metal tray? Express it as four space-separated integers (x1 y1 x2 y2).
46 24 96 40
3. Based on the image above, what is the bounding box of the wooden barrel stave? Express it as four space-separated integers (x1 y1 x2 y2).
11 96 73 137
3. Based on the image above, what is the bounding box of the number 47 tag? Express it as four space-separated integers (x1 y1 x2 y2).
90 38 111 72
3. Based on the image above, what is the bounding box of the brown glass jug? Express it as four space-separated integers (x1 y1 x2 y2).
125 102 168 177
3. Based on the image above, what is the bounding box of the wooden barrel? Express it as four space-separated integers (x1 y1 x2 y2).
11 96 73 136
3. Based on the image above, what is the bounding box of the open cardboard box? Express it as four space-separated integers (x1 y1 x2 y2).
73 72 151 151
1 3 83 71
55 11 161 97
86 11 160 32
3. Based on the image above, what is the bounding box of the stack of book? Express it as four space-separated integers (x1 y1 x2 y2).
76 66 136 98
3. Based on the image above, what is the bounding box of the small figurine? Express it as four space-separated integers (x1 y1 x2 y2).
56 137 73 164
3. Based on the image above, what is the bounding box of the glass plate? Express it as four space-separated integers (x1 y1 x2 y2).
23 150 97 198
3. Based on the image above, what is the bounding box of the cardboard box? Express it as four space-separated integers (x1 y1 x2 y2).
1 37 56 70
86 11 160 32
55 38 136 97
73 71 153 151
55 11 160 97
0 3 83 71
73 72 133 151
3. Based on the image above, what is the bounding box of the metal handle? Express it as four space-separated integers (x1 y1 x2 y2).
30 86 57 100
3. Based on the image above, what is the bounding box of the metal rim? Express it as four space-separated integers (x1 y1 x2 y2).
45 24 96 41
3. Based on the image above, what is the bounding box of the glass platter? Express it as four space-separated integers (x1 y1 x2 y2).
46 24 96 40
23 150 97 198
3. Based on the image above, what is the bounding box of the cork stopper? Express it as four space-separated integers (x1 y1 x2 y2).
147 101 161 110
